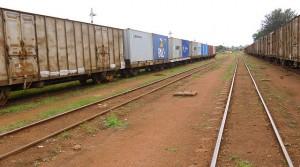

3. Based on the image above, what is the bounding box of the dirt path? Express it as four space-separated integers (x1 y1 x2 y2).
1 54 234 167
218 58 284 166
245 54 300 166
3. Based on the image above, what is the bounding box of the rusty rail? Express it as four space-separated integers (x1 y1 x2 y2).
210 60 238 167
210 59 294 167
244 62 294 167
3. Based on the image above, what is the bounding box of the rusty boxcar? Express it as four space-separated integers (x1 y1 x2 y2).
245 15 300 67
0 8 125 105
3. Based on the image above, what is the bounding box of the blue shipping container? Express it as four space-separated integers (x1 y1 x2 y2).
182 40 190 58
205 44 209 56
153 34 169 60
200 43 204 56
201 44 208 56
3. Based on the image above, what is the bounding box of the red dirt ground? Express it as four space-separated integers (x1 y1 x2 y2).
1 55 234 167
246 54 300 166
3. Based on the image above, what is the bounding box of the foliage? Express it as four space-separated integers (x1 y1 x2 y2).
253 8 297 41
104 114 125 128
216 45 228 52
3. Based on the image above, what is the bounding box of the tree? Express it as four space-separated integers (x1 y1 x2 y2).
216 45 227 52
253 8 297 41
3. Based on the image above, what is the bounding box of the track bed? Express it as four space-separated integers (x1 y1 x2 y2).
217 59 285 166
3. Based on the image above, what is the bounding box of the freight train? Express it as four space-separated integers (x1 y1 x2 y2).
245 15 300 67
0 7 216 106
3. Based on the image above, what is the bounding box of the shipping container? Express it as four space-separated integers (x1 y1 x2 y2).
152 34 169 61
197 43 202 56
201 44 208 56
182 40 190 58
190 41 198 57
168 37 182 61
124 29 153 67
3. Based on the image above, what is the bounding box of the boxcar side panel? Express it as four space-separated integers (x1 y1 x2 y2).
81 24 91 72
56 19 68 76
65 21 77 74
45 17 59 77
118 30 125 69
108 28 114 69
95 25 103 70
35 16 49 78
101 27 110 70
74 22 84 74
292 18 298 61
88 25 96 70
113 29 120 69
298 17 300 62
0 10 8 84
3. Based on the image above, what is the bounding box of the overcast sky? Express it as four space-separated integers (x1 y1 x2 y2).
0 0 299 46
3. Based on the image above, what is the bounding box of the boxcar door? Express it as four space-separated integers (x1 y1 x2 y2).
4 11 38 81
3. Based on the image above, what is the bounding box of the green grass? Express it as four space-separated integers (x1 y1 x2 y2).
0 96 58 115
223 61 235 81
236 160 253 167
104 114 126 128
38 96 100 119
0 119 33 133
165 147 178 152
59 131 72 140
230 155 253 167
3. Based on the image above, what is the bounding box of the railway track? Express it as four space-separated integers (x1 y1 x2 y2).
0 60 216 161
210 58 294 167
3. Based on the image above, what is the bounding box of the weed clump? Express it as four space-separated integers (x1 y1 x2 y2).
104 114 126 128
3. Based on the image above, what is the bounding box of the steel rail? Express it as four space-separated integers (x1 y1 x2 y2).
244 62 294 167
0 61 214 137
210 60 238 167
0 61 215 160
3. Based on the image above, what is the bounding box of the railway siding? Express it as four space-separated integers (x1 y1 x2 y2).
245 54 300 166
211 55 293 166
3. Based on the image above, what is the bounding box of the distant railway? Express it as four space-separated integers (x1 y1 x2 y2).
0 7 216 105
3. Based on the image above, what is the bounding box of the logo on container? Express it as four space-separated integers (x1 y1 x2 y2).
183 46 188 53
158 38 166 58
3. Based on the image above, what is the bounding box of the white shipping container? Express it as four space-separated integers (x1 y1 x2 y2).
168 37 182 61
124 29 153 62
197 43 202 56
190 41 199 57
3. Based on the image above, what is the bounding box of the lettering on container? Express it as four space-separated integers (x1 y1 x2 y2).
157 38 167 58
133 35 142 39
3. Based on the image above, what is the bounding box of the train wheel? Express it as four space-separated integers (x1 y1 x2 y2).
129 69 138 77
0 89 9 106
79 79 87 85
92 74 102 84
105 74 114 82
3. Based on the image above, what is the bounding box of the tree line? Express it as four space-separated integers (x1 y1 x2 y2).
252 8 297 41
